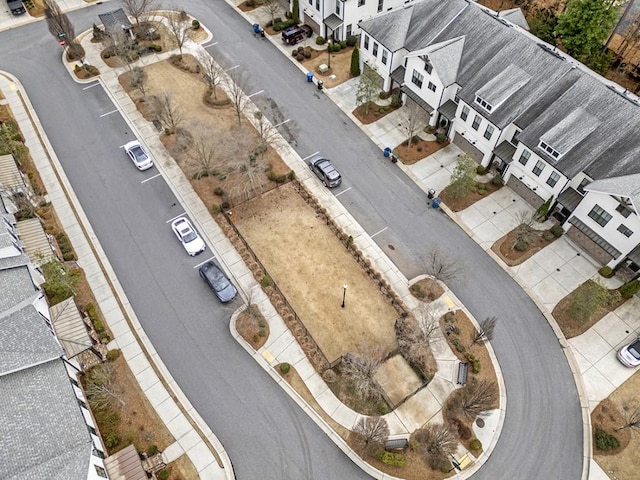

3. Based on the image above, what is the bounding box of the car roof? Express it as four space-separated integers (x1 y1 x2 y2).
124 140 142 150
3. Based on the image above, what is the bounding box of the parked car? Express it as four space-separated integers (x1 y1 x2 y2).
199 260 237 303
124 140 153 171
171 217 206 256
281 24 313 45
617 337 640 368
7 0 26 15
309 156 342 188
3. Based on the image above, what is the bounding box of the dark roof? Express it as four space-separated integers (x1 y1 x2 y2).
98 8 133 31
557 187 583 212
493 140 517 163
401 85 434 113
438 99 458 121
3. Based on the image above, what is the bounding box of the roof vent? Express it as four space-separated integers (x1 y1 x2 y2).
538 43 564 60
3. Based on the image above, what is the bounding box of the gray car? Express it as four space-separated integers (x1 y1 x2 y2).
309 156 342 188
199 260 237 303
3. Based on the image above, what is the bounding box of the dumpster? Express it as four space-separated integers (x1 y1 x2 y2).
317 80 323 90
383 147 392 157
431 197 442 209
306 72 314 83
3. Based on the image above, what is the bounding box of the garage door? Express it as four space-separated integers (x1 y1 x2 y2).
566 227 613 266
303 14 320 34
452 133 483 164
506 175 544 209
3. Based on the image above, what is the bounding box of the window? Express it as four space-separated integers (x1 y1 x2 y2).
484 124 494 140
364 35 369 50
539 140 561 160
511 129 521 144
411 69 423 88
617 224 633 237
346 24 352 38
532 160 545 176
616 204 632 218
336 2 340 14
377 0 383 12
427 81 436 92
460 105 469 121
372 42 378 57
425 62 432 74
315 0 319 9
95 465 108 478
358 0 365 6
381 50 388 65
588 205 612 227
546 171 560 187
308 0 312 4
577 178 590 194
475 95 493 112
472 115 481 131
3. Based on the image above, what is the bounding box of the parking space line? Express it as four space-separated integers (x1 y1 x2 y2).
273 119 291 128
203 41 218 48
100 109 119 118
335 187 352 197
225 65 239 72
370 226 388 238
82 82 99 90
248 90 264 98
165 212 186 224
301 151 320 161
194 256 216 269
141 173 162 184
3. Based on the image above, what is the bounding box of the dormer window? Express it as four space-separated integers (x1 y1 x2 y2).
425 62 432 74
538 140 561 160
474 95 493 112
616 204 632 218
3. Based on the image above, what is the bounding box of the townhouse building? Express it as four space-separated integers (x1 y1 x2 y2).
356 0 640 274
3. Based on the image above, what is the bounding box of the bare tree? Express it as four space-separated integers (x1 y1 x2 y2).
101 28 137 71
199 51 224 99
44 0 83 60
424 246 464 290
121 0 159 27
470 316 498 346
261 0 282 27
226 70 250 125
341 346 385 401
615 401 640 431
416 303 440 341
457 378 499 420
85 363 126 410
353 416 390 451
152 91 183 134
400 98 428 149
166 8 190 58
130 66 148 98
414 423 458 469
187 121 221 177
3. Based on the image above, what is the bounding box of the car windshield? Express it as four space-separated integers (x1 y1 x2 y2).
131 146 147 162
211 274 230 292
629 343 640 359
180 227 197 242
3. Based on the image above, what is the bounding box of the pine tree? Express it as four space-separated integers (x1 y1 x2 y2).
350 45 360 76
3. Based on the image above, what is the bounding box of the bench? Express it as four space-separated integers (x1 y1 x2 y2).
384 438 409 452
457 362 469 385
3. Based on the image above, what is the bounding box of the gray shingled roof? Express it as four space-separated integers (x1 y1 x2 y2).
407 36 465 87
359 7 414 52
499 8 529 30
0 265 37 312
586 174 640 214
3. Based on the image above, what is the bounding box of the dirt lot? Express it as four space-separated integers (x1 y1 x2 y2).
233 183 399 363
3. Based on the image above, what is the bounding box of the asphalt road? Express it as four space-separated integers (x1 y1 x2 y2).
0 2 583 479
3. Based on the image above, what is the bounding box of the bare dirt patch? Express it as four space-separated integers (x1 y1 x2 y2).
233 183 399 364
304 46 356 88
440 181 503 212
394 138 450 165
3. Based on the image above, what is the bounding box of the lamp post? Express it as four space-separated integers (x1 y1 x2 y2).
341 284 348 308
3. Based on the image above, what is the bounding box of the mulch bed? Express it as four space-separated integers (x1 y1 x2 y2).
236 305 269 349
439 181 503 212
591 399 631 455
394 138 450 165
491 225 558 266
409 278 445 302
352 102 400 125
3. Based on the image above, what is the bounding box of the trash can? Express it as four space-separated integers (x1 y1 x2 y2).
317 80 323 90
253 23 261 34
431 197 442 209
306 72 314 83
383 147 392 157
390 152 399 163
427 189 436 199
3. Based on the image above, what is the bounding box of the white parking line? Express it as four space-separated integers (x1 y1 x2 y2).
141 173 161 184
301 151 320 161
83 82 99 90
248 90 264 98
165 212 186 224
203 41 218 48
370 226 388 238
225 65 239 72
194 256 216 269
335 187 352 197
273 119 291 128
100 109 119 118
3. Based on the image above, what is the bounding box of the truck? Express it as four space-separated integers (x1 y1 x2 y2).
281 24 313 45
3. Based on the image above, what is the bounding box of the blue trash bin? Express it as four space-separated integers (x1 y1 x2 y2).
431 198 442 209
253 23 260 34
306 72 314 83
383 147 392 157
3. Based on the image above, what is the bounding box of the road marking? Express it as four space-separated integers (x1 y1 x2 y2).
262 349 275 363
194 256 216 269
165 212 186 224
370 226 388 238
141 173 162 184
203 41 218 48
273 119 291 128
100 109 119 118
225 65 239 72
83 82 99 90
301 151 320 161
335 187 352 197
248 90 264 98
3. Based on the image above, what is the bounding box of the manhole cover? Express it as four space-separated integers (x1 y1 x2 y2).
388 244 395 250
476 418 485 428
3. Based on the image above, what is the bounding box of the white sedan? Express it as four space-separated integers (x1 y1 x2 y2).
124 140 153 171
171 217 206 256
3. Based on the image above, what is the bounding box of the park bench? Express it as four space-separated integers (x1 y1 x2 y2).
457 362 469 385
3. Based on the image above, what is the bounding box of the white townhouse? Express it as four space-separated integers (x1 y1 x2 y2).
357 0 640 275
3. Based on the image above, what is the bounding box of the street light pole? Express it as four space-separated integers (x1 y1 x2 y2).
341 284 348 308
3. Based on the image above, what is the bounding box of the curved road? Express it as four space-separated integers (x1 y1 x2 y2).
0 1 582 479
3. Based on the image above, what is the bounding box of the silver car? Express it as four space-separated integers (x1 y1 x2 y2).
617 338 640 368
171 217 206 256
309 156 342 188
124 140 153 171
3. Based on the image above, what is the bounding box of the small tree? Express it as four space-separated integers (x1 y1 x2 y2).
355 62 380 115
568 279 620 321
226 70 250 125
121 0 159 27
187 121 221 177
457 378 499 420
152 91 183 134
45 0 83 60
414 424 458 470
130 66 148 98
416 303 440 341
353 416 390 452
261 0 282 27
447 153 477 199
400 99 428 149
350 45 361 76
85 363 126 410
199 51 224 99
40 257 81 305
615 401 640 431
470 316 498 346
534 195 553 221
424 246 464 290
292 0 300 22
341 346 385 401
166 7 190 58
102 28 138 71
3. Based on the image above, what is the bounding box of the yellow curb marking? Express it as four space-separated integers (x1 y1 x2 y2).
443 295 456 309
262 349 275 363
459 454 472 469
9 83 16 91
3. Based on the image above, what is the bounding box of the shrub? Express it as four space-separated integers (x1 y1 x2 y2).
213 187 224 196
476 165 486 175
211 203 221 214
279 362 291 374
148 444 159 455
221 200 231 210
390 95 401 108
260 275 272 287
619 279 640 298
157 470 170 480
491 174 504 186
350 45 360 76
346 35 358 47
105 433 120 448
106 349 120 362
379 451 407 467
550 224 563 237
192 19 200 29
594 427 620 451
598 266 613 278
543 230 555 241
466 352 481 374
514 239 528 251
435 133 447 143
339 40 347 49
291 49 298 57
469 438 482 451
316 35 325 45
304 50 311 59
450 417 472 440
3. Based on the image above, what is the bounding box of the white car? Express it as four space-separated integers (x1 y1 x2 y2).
124 140 153 171
171 217 206 256
617 337 640 368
